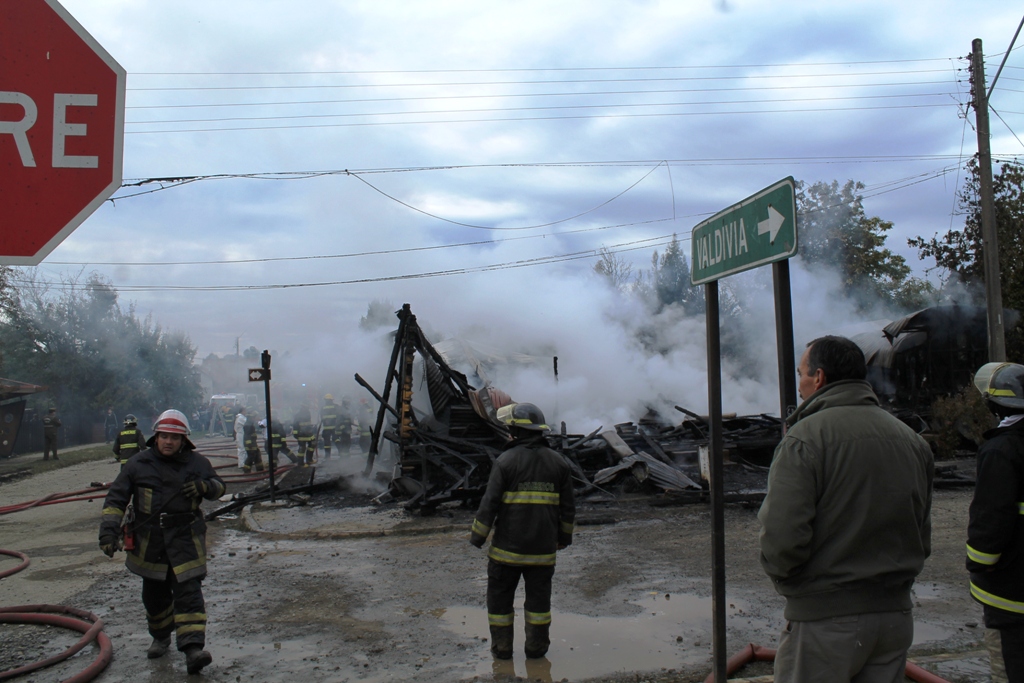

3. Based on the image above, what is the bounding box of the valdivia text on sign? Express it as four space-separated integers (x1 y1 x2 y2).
695 218 749 270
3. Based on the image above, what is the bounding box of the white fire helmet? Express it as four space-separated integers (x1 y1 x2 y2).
153 409 192 436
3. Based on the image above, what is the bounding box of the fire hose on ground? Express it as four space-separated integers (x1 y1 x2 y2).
0 549 29 580
0 464 295 516
0 550 112 683
703 643 952 683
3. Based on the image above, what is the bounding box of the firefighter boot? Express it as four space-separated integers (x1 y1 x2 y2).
146 636 171 659
489 625 514 660
184 645 213 674
524 622 550 659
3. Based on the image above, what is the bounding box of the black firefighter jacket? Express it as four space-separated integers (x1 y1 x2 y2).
113 427 146 461
100 446 225 582
967 420 1024 628
471 438 575 566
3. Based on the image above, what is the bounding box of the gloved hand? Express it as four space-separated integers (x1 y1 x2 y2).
181 479 210 499
99 536 117 557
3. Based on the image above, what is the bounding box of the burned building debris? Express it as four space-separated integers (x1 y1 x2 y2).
351 304 982 513
355 305 782 513
851 304 1020 416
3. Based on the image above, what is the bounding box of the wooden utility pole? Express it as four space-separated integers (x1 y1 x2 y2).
971 38 1007 362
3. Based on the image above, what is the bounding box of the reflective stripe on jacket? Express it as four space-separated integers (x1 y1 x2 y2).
99 447 225 581
967 422 1024 627
470 438 575 566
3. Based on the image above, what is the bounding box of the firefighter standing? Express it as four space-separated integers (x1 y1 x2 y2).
319 394 340 459
242 418 264 473
98 409 224 674
42 407 61 461
470 402 575 660
293 403 316 466
104 407 118 443
113 414 147 466
338 396 355 456
968 362 1024 682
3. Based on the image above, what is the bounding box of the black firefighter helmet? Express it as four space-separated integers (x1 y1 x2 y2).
496 402 550 432
974 362 1024 411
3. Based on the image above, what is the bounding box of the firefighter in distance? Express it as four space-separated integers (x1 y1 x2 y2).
113 414 146 466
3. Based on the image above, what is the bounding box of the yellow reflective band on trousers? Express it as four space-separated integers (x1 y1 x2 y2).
488 612 514 626
970 581 1024 614
471 519 490 537
525 610 551 625
147 605 174 631
501 491 559 505
1019 502 1024 514
967 542 1001 566
488 546 556 566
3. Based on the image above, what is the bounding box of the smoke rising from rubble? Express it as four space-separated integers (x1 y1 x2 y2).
266 253 892 435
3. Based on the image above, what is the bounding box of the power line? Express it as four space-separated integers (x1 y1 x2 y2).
126 91 958 127
129 57 960 77
48 217 679 267
126 101 956 134
124 80 961 111
125 67 956 93
23 234 681 293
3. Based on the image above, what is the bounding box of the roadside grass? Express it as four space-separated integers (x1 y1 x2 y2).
0 444 117 480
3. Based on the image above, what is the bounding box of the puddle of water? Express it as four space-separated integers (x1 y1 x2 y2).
912 582 944 600
441 592 766 681
913 620 956 644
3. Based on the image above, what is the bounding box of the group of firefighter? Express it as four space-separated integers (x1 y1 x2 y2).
233 394 374 473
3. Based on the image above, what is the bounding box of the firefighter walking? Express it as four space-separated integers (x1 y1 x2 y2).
113 414 146 466
98 409 225 674
470 402 575 660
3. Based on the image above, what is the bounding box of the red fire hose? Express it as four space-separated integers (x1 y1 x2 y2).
0 605 112 682
703 643 952 683
0 463 291 516
0 549 30 579
0 487 109 516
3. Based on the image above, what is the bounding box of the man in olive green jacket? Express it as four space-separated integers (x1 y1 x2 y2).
758 336 933 683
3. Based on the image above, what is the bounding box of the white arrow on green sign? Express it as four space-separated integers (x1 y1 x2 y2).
690 177 797 285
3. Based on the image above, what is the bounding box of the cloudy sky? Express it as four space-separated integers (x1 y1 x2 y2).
9 0 1024 425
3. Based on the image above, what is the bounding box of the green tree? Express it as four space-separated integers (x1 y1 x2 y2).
0 271 203 435
648 234 703 315
798 179 933 311
909 158 1024 360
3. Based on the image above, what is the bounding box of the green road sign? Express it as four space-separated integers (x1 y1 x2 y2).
690 177 797 285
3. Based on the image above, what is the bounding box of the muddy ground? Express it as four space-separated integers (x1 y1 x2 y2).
0 437 990 682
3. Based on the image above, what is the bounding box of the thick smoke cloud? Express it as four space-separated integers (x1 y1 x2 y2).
258 249 891 436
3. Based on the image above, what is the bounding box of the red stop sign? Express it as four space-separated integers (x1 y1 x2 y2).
0 0 125 265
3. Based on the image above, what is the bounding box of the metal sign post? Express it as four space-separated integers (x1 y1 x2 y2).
691 178 798 682
249 353 275 503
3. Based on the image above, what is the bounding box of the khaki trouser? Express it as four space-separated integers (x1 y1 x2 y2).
774 610 913 683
